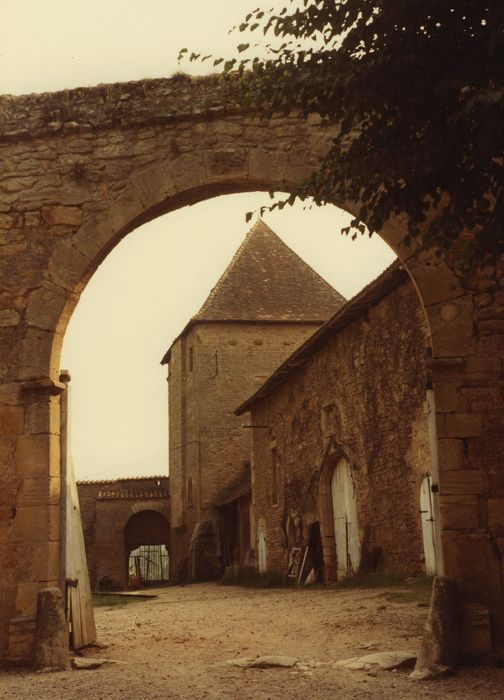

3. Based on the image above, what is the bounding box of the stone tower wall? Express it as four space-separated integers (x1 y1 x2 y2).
167 321 325 579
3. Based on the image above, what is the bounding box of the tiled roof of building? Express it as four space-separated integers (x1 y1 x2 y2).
235 260 408 414
77 475 168 486
161 219 345 364
195 219 345 322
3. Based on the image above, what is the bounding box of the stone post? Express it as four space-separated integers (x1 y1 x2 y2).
33 588 68 671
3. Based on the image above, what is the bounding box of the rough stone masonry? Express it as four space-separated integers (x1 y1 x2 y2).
0 74 503 665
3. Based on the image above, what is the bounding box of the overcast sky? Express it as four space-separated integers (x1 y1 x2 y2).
3 1 395 481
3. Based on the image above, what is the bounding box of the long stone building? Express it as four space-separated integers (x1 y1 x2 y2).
162 219 345 580
236 263 436 583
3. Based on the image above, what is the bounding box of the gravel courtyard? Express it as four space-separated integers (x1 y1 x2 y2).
1 581 504 699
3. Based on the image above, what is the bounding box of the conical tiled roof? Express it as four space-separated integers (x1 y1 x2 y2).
194 219 345 322
161 219 345 364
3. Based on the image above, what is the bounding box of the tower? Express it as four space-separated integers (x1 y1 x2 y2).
161 219 345 580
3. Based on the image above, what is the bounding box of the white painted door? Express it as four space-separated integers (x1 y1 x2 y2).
420 475 437 575
331 458 361 578
257 524 267 573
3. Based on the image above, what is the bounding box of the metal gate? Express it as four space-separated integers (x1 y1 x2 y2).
128 545 169 586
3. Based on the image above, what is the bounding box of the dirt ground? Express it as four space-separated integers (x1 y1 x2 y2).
2 581 504 699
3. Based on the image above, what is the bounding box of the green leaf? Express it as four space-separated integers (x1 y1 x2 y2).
201 0 504 271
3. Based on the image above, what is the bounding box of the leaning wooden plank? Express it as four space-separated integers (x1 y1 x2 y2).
61 373 97 649
67 453 96 648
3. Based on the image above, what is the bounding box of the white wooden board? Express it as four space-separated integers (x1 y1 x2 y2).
61 377 96 649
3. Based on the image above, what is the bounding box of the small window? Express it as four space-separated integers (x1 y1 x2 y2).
271 447 278 506
187 478 193 507
188 346 194 372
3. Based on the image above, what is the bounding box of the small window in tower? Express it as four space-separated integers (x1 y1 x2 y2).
271 447 278 506
188 346 194 372
211 350 218 378
187 478 193 507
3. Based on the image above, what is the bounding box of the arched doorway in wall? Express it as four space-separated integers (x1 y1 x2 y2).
124 510 170 588
331 457 361 579
420 474 437 576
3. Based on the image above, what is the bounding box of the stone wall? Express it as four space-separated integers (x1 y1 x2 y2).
0 76 241 142
167 321 324 580
247 272 432 579
77 476 169 590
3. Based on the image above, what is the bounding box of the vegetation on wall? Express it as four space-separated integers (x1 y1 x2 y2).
183 1 503 269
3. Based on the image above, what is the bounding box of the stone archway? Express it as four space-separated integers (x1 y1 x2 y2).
1 75 503 665
77 479 170 592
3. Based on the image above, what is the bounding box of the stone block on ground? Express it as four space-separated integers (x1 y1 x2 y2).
249 655 300 669
228 655 300 669
72 657 118 670
336 651 416 672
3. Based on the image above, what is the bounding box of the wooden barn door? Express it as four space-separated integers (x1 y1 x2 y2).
420 474 437 576
257 523 267 573
331 457 361 579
